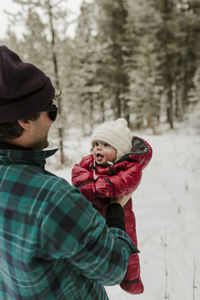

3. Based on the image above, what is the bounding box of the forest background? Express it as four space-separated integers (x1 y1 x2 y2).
1 2 200 299
1 0 200 164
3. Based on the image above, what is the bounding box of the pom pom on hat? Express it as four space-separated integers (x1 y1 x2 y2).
0 45 55 123
91 118 133 160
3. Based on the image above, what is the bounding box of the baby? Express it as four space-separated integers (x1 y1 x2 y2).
72 118 152 294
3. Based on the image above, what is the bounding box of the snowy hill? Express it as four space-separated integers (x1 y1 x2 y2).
48 130 200 300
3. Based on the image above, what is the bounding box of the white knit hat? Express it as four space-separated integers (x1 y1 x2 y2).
91 118 133 160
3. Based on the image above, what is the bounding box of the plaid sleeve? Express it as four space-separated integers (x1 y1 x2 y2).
40 181 138 285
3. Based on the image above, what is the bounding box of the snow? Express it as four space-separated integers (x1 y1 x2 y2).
48 129 200 300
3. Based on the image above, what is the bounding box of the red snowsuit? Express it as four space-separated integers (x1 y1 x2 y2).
72 136 152 294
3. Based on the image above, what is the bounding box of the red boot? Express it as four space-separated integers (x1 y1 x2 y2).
120 254 144 294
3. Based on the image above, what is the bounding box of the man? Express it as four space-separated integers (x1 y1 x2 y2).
0 46 138 299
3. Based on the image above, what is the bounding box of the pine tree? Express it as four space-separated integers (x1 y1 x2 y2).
150 0 200 127
150 0 178 129
72 0 102 135
174 0 200 120
4 0 200 135
7 0 71 163
126 0 162 131
95 0 130 120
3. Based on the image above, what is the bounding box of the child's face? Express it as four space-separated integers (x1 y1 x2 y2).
92 141 117 165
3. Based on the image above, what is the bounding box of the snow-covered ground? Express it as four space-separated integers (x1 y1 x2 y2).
48 128 200 300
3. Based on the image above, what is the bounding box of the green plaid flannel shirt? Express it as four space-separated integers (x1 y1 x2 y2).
0 148 138 299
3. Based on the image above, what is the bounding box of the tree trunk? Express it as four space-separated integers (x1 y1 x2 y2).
47 0 65 164
182 62 189 114
100 97 105 122
124 99 130 126
175 82 184 121
89 95 94 134
115 91 121 118
166 87 174 129
81 100 85 136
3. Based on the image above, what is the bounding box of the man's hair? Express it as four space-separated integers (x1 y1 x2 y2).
0 92 60 142
0 113 40 141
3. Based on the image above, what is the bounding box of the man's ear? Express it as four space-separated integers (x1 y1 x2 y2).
18 119 31 130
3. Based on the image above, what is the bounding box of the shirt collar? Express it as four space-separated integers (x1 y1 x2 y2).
0 142 57 168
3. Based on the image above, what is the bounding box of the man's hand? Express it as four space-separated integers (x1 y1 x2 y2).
110 194 132 208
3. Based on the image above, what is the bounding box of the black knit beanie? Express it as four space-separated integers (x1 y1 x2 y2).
0 45 55 123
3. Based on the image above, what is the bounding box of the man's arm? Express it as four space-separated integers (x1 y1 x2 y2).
40 181 138 286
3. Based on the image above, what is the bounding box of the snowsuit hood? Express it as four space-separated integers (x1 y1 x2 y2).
116 136 152 169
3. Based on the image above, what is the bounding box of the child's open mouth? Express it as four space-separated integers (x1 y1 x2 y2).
96 153 104 161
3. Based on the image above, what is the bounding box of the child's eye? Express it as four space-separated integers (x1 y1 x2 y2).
95 142 99 146
104 143 109 147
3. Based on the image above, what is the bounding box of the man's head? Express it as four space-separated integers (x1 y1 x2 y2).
0 46 57 149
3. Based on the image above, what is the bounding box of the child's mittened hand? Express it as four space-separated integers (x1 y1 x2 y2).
110 194 132 207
